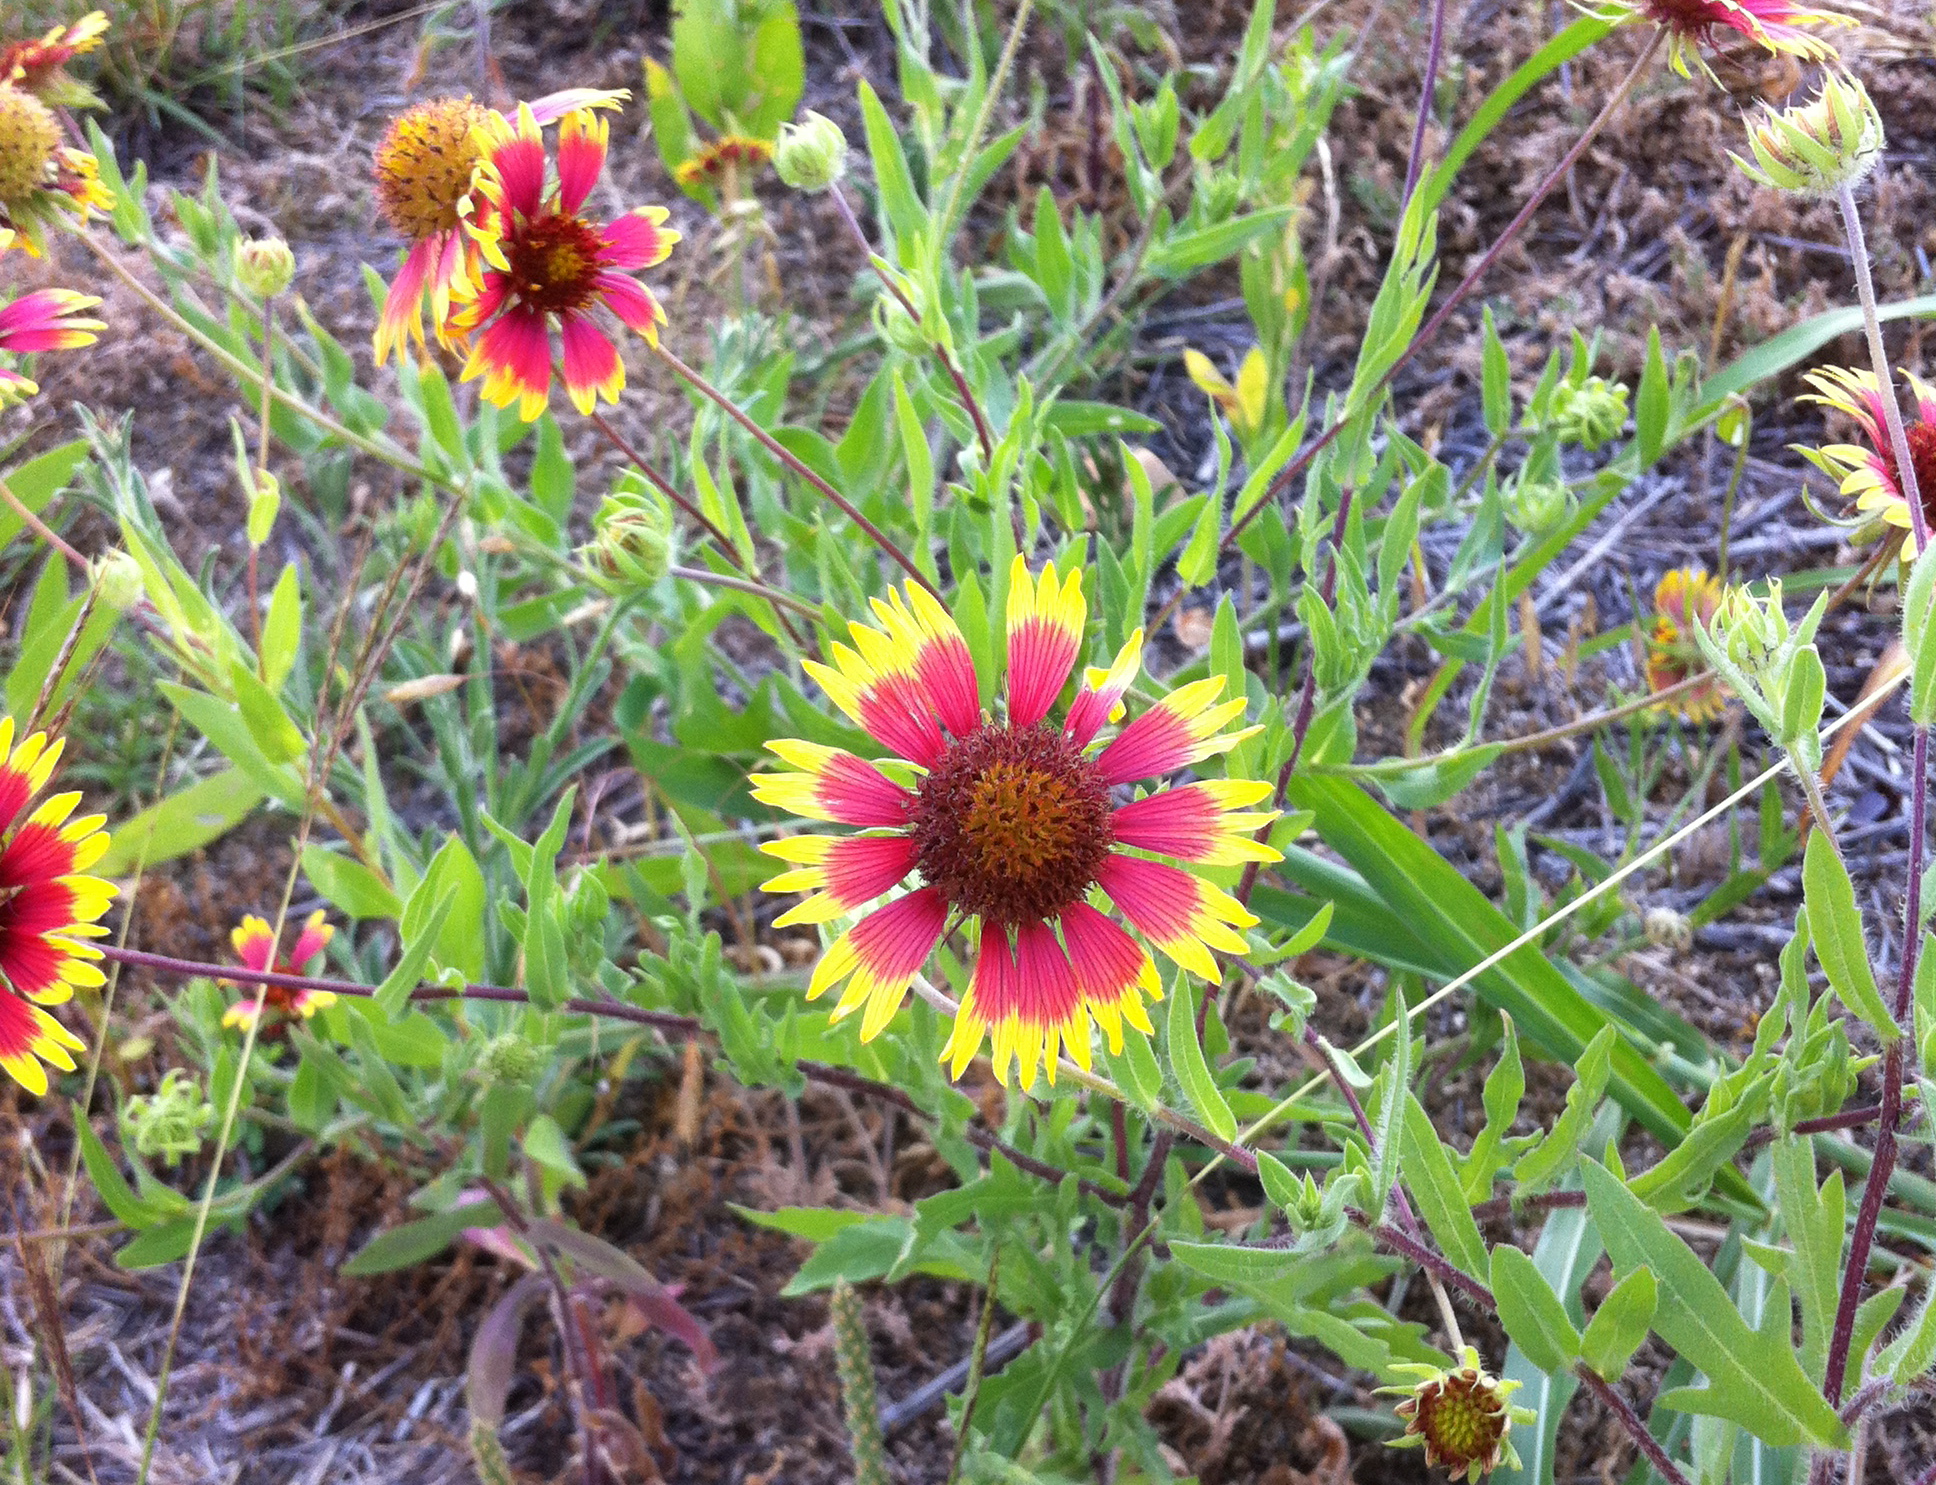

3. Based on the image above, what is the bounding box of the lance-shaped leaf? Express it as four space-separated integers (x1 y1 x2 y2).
1802 831 1899 1040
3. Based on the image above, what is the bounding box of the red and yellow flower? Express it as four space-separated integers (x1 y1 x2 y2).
0 285 105 404
1616 0 1850 78
1798 365 1936 559
672 134 773 192
370 88 624 366
449 103 678 420
755 558 1279 1089
0 10 108 110
1646 567 1729 722
0 717 114 1096
220 910 336 1031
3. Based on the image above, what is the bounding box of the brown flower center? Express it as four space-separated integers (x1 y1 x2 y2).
910 721 1112 926
502 212 604 315
373 96 488 240
1406 1370 1507 1476
0 86 59 209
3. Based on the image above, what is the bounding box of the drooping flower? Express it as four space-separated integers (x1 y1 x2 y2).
672 134 773 193
1614 0 1850 79
1383 1347 1533 1482
1797 365 1936 558
220 910 336 1031
1646 566 1729 722
0 286 105 405
0 717 114 1096
450 104 678 420
370 88 624 365
0 83 110 253
754 558 1279 1089
0 10 108 110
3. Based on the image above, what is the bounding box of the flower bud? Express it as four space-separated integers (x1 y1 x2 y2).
477 1031 542 1088
88 549 145 612
235 236 296 298
1505 477 1570 536
1734 72 1883 195
579 485 675 595
1643 906 1693 954
1548 376 1629 450
774 112 848 193
123 1069 214 1167
246 470 282 547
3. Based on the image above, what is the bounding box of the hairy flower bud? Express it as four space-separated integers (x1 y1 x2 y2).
579 485 675 595
774 112 848 193
477 1032 542 1088
1643 905 1693 953
1505 477 1570 536
1734 72 1883 195
1548 375 1630 450
123 1069 214 1167
235 235 296 298
88 549 144 612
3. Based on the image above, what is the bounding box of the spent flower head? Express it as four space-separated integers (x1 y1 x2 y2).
673 135 774 195
478 1031 543 1087
1734 71 1882 195
774 112 848 192
0 717 115 1095
754 557 1280 1088
1384 1347 1534 1482
123 1069 214 1167
1547 375 1629 450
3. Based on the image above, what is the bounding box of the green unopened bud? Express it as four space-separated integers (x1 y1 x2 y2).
1506 477 1570 536
773 112 848 193
1548 376 1629 450
235 236 296 298
88 549 144 611
579 486 674 595
123 1069 214 1167
477 1031 542 1087
1734 72 1883 195
246 470 282 547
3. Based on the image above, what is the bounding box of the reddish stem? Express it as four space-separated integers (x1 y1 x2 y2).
1402 0 1449 209
1575 1367 1695 1485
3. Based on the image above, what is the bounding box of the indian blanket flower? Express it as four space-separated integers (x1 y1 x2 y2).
1384 1347 1532 1482
754 557 1280 1090
0 82 109 252
0 286 105 405
220 910 336 1031
1646 566 1729 722
1615 0 1850 79
370 88 623 365
0 10 108 110
672 134 773 193
450 103 678 420
0 717 114 1096
1798 365 1936 558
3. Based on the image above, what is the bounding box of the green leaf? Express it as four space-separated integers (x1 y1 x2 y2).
1169 1238 1305 1286
1802 829 1899 1040
227 660 307 765
523 1113 587 1190
1461 1015 1524 1201
259 563 302 690
1772 1137 1843 1384
1875 1276 1936 1384
1146 206 1295 277
1399 1093 1489 1280
1582 1161 1844 1447
74 1116 172 1229
1635 326 1669 467
0 441 87 547
1481 306 1512 437
1700 293 1936 414
1490 1245 1582 1375
95 768 264 875
302 845 403 922
1579 1265 1656 1382
407 834 488 982
342 1199 503 1276
1168 979 1237 1142
373 890 454 1019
